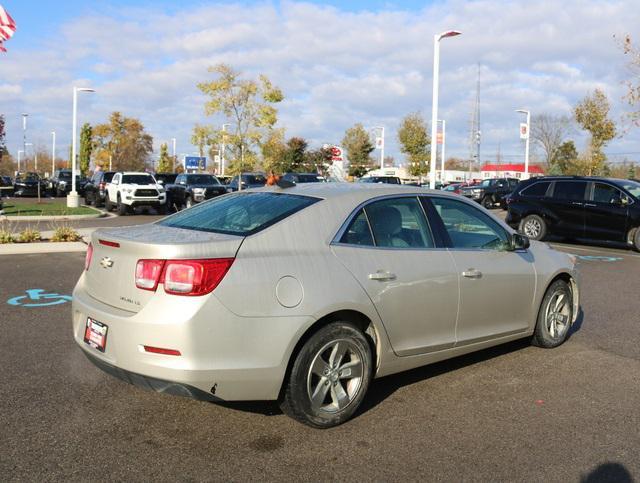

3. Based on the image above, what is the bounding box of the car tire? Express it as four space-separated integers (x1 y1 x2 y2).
85 193 93 206
116 196 129 216
532 279 573 348
185 197 193 209
520 214 547 241
279 321 373 429
482 196 493 209
631 227 640 252
157 203 168 215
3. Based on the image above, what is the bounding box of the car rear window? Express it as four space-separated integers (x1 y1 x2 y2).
122 175 155 185
158 192 320 236
521 181 550 197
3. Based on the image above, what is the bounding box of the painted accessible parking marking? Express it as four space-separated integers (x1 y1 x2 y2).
549 243 639 262
7 289 72 307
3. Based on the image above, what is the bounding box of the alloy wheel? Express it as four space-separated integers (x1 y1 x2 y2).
306 339 365 413
544 290 571 339
523 219 541 238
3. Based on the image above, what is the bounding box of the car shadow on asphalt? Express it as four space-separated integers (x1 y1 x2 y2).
212 309 586 420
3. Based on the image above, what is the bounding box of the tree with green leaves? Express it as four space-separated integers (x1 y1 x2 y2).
282 137 308 173
79 123 93 176
342 123 375 178
303 146 333 174
157 143 173 173
197 64 284 171
191 124 213 160
574 89 617 175
629 163 637 180
397 113 430 177
551 140 578 174
93 112 153 171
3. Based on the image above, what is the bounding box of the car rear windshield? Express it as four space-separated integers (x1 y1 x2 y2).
122 175 155 185
188 175 219 185
157 192 321 236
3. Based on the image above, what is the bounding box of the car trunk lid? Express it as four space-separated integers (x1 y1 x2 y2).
85 223 243 312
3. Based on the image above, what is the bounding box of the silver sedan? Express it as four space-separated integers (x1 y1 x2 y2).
72 183 579 428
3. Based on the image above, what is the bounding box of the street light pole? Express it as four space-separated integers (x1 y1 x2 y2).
171 138 176 171
68 86 95 208
516 109 530 178
221 123 231 176
429 30 461 189
51 131 56 176
438 119 446 184
21 113 28 173
17 150 23 173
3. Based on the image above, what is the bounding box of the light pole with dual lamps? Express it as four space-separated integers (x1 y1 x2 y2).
516 109 531 179
429 30 461 189
68 87 95 208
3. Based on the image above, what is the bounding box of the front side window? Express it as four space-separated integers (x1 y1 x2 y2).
553 181 587 201
158 192 320 235
430 197 510 250
593 183 623 204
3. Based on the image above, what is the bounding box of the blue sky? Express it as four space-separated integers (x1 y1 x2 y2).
1 0 639 169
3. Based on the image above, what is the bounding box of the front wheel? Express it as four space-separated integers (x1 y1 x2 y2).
280 322 373 428
532 279 573 348
482 196 493 209
629 227 640 252
520 214 547 241
116 196 129 216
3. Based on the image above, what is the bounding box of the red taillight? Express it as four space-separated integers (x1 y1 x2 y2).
85 243 93 271
143 346 181 356
135 259 165 291
135 258 234 296
99 239 120 248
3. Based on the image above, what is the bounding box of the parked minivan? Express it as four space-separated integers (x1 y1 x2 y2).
506 176 640 250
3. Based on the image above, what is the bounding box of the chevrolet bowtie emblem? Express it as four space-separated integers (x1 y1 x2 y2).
100 257 114 269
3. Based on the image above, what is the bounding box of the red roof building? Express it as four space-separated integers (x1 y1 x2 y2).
480 163 544 179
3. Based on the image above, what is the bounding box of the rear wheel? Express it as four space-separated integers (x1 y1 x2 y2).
520 214 546 241
532 279 573 348
628 227 640 252
280 322 373 428
104 196 114 211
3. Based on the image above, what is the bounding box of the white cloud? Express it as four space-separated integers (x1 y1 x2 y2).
1 0 639 167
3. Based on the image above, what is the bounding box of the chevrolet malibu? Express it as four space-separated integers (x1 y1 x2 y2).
72 184 579 428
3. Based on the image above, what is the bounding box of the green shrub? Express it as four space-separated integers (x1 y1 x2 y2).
51 226 81 242
0 229 15 244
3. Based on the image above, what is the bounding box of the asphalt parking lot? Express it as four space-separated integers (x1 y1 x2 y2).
1 243 639 481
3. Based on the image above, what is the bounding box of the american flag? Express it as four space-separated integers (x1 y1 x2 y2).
0 4 16 53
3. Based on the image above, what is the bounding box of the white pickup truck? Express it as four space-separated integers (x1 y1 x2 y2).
105 172 167 215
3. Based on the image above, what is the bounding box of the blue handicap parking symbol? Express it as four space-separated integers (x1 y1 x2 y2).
570 254 622 262
7 289 73 307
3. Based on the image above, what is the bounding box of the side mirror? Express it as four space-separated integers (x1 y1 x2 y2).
157 179 164 185
510 233 530 251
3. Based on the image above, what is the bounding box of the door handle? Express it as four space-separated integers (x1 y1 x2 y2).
571 202 584 206
462 269 482 279
369 271 397 282
584 203 596 207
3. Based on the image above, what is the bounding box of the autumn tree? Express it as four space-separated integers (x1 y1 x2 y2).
619 34 640 127
78 123 93 176
531 114 571 166
574 89 617 175
157 143 173 173
445 157 469 171
93 112 153 171
342 123 375 178
197 64 284 171
191 124 213 159
397 113 430 177
260 128 287 174
303 146 333 174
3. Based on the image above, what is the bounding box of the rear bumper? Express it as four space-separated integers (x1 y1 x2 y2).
71 274 313 401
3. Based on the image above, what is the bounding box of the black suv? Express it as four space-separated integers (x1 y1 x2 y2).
506 176 640 250
459 177 519 209
84 171 116 207
358 176 402 184
281 172 326 184
49 169 87 197
166 173 228 210
14 172 48 197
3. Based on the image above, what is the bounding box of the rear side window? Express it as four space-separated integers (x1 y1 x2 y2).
521 181 550 197
553 181 587 201
158 192 320 235
340 209 374 246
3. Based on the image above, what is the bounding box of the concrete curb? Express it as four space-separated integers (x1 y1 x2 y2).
0 241 88 255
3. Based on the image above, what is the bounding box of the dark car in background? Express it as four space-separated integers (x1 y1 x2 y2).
506 176 640 250
281 172 326 184
227 173 267 191
459 177 519 209
358 176 402 184
0 175 13 197
154 173 178 187
166 173 228 210
84 171 116 207
49 169 88 197
13 172 48 197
